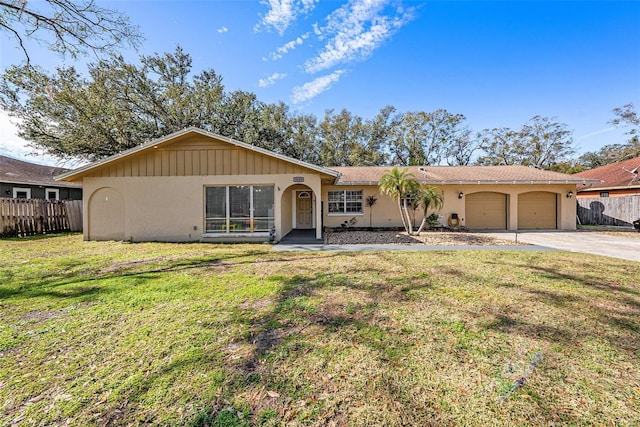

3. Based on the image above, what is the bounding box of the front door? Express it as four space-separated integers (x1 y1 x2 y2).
296 192 313 229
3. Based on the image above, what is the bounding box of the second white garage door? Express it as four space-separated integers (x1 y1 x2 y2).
517 191 557 230
465 192 507 230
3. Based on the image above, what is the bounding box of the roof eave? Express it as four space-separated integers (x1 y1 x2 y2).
1 179 82 188
578 184 640 192
335 179 597 186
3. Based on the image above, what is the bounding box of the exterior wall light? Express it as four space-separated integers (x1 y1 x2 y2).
566 191 573 198
458 192 464 199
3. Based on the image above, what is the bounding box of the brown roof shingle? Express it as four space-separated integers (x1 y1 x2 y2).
574 157 640 190
330 165 596 185
0 155 81 188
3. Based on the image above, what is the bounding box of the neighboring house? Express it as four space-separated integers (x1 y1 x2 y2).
574 156 640 198
574 157 640 226
1 155 82 201
56 128 595 242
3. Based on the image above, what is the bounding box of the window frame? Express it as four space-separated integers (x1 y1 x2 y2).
13 187 31 199
45 188 60 201
204 185 274 235
327 189 363 215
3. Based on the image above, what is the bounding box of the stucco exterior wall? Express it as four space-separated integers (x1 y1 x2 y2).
578 188 640 198
83 176 577 242
82 174 322 242
322 183 577 231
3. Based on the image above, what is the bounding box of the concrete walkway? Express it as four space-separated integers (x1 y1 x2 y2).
273 243 555 253
274 231 640 262
482 231 640 262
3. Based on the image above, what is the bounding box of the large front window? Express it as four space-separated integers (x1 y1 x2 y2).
205 185 274 233
328 190 362 214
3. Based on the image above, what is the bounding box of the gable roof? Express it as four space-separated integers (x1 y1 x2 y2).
331 165 598 185
1 155 81 188
574 156 640 191
56 127 340 182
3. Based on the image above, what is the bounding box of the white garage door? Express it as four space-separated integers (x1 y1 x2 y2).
518 192 557 230
465 192 507 230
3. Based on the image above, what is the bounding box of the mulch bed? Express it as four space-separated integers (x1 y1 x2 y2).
324 230 526 246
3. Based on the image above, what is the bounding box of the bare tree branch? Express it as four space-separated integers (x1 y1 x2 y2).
0 0 142 63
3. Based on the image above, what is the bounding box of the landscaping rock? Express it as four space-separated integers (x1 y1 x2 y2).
324 230 526 246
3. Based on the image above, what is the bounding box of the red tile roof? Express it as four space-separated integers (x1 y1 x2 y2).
574 157 640 190
330 165 596 185
0 155 81 188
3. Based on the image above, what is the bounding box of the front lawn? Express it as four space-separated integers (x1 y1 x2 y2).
1 235 639 426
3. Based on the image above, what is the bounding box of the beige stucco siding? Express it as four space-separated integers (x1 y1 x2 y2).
322 184 577 231
84 135 312 178
82 174 323 242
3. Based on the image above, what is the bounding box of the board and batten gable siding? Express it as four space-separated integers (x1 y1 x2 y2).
83 136 311 178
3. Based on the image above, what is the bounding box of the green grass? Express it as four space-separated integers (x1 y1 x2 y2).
1 234 639 426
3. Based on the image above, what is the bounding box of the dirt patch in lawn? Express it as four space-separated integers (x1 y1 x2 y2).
18 309 67 322
325 230 527 246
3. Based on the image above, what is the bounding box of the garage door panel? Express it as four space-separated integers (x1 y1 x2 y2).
465 192 507 230
518 192 557 230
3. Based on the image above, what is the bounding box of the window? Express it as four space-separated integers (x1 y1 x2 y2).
45 188 60 201
205 185 274 234
13 188 31 199
328 190 362 214
600 192 609 198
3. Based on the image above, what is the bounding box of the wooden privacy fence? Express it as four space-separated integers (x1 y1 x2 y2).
0 198 83 237
577 196 640 226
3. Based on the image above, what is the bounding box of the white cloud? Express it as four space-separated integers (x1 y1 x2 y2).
270 32 309 60
256 0 318 35
0 112 60 166
217 26 228 34
258 72 288 88
576 126 616 141
304 0 415 74
291 69 345 104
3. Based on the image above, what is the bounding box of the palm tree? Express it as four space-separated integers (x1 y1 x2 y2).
415 186 445 234
379 167 419 234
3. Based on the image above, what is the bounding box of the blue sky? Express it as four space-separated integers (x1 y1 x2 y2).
1 0 639 165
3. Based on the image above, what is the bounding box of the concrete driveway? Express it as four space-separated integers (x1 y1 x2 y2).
485 231 640 262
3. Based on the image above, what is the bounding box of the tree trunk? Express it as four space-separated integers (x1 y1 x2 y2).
403 200 414 235
397 199 409 233
415 216 428 235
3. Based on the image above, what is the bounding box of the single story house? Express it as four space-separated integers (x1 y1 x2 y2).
574 156 640 226
574 156 640 198
56 128 596 242
1 154 82 200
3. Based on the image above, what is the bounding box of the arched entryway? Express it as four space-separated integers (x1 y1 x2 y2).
279 182 322 241
88 187 125 240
